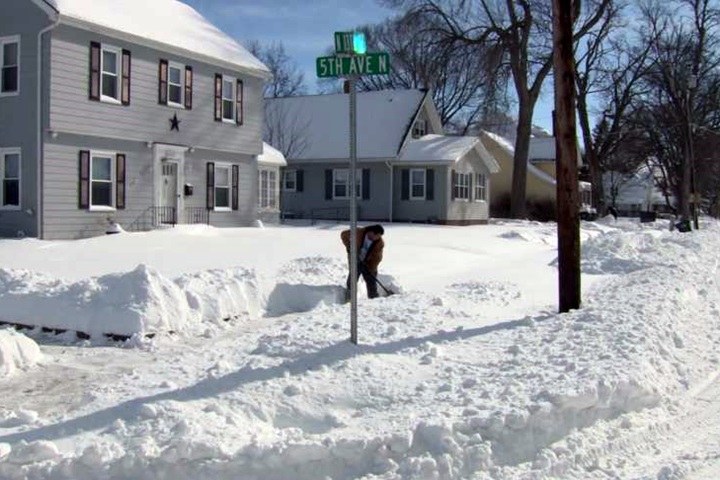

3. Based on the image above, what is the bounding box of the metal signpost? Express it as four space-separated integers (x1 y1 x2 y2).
316 32 390 345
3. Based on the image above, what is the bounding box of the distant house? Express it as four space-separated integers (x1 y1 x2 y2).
267 89 499 225
604 168 671 215
480 132 595 219
0 0 273 239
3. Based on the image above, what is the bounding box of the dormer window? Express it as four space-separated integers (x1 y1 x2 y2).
412 119 427 138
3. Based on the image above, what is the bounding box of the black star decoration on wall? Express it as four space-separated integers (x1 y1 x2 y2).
170 113 181 132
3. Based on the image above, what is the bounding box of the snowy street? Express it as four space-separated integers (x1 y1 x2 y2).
0 219 719 479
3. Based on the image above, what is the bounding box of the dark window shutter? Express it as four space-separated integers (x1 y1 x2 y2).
362 169 370 200
401 169 409 201
236 79 244 125
325 169 333 200
184 66 193 110
469 173 474 201
232 164 239 211
451 170 456 201
121 49 131 105
79 150 90 209
116 153 126 209
158 59 168 105
206 162 215 209
89 42 101 101
426 168 434 201
214 74 222 122
297 170 304 192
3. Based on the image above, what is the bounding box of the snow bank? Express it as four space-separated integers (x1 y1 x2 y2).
0 329 42 377
1 223 719 479
0 265 261 338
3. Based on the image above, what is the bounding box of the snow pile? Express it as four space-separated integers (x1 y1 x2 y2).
0 265 261 338
581 227 693 274
266 257 347 316
0 329 42 377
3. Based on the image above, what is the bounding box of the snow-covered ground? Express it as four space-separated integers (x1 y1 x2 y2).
0 218 719 479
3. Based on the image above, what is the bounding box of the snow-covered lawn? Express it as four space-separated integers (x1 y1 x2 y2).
0 219 719 479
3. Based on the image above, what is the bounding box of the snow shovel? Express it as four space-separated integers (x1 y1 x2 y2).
359 261 395 297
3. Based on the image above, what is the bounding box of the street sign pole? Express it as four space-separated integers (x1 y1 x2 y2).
349 76 359 345
316 31 389 345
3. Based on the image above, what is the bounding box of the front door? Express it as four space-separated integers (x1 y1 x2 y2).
160 161 179 224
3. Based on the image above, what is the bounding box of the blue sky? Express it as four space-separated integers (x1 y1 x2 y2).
184 0 557 132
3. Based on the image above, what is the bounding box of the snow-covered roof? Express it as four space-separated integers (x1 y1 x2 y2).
398 135 477 162
266 90 426 161
396 134 500 172
47 0 269 77
258 143 287 167
483 131 556 186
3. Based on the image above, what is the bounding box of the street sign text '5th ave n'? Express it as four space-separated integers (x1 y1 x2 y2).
316 53 391 78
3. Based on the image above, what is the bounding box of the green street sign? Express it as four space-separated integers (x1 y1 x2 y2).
316 53 391 78
335 31 367 55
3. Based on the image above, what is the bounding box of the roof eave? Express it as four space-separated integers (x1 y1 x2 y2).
30 0 59 17
394 160 455 166
59 15 272 80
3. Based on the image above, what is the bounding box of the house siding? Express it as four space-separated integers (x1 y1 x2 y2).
280 162 391 222
446 150 491 224
184 149 256 229
481 132 556 210
0 0 52 237
43 135 153 239
42 135 256 239
392 165 447 223
48 24 264 155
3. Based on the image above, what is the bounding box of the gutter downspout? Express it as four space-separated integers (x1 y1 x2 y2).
385 160 393 223
37 14 60 239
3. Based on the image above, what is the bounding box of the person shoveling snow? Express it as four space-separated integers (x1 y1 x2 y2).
341 224 392 300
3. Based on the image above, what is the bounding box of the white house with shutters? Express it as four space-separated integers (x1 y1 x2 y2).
0 0 275 239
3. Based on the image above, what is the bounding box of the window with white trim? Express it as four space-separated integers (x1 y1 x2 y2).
282 169 297 191
0 148 20 209
453 172 470 200
410 168 426 199
475 173 487 201
222 76 236 122
214 164 231 210
101 44 121 102
333 169 361 199
412 119 427 138
259 168 278 209
168 62 184 107
90 152 115 209
0 36 20 96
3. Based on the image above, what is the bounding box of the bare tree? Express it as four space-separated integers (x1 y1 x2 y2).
248 41 310 159
575 12 613 215
384 0 613 218
264 99 311 159
633 0 720 222
579 33 653 215
248 41 306 98
350 14 509 134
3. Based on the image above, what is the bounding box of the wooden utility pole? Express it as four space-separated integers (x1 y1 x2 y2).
553 0 581 312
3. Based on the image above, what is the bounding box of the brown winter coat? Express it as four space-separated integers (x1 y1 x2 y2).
341 227 384 272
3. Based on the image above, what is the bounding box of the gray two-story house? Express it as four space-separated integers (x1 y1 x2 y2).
0 0 271 239
267 89 500 225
